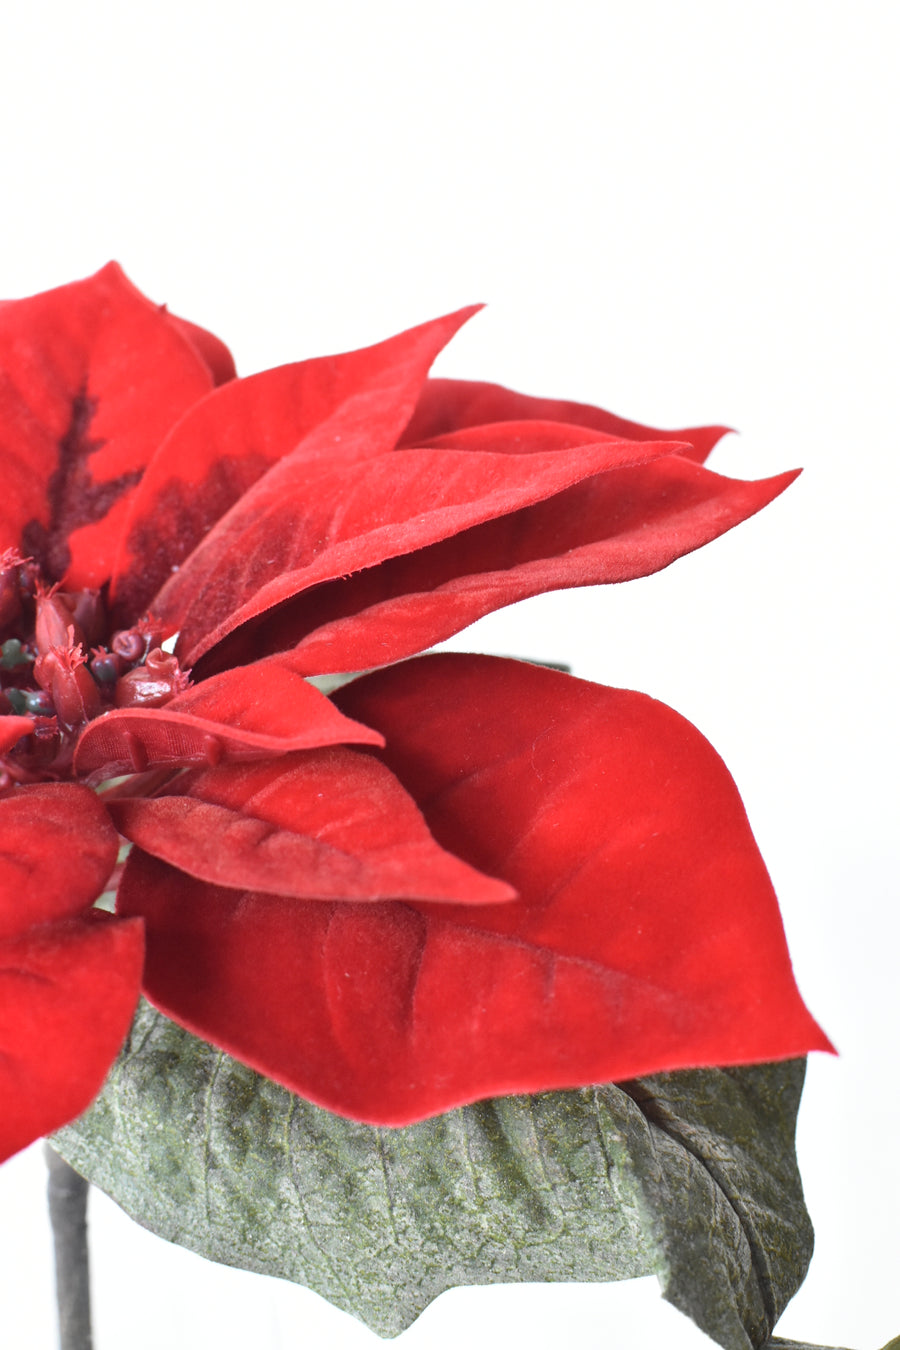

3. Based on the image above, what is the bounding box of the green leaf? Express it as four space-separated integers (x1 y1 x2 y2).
53 1000 812 1347
767 1341 856 1349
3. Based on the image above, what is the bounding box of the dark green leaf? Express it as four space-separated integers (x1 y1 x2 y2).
53 1001 812 1347
767 1341 855 1349
620 1063 814 1348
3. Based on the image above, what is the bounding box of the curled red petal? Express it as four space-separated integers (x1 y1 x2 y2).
74 654 383 780
0 783 119 939
111 305 481 623
113 751 514 904
400 377 731 465
0 263 213 587
0 912 144 1162
160 429 680 669
203 450 799 678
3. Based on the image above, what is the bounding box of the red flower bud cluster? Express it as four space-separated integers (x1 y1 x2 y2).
1 565 187 785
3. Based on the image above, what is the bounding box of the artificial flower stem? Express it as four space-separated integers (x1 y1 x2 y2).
44 1144 93 1350
765 1339 855 1348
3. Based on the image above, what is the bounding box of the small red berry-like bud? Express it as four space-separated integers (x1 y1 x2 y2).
36 587 85 654
34 643 101 729
111 628 147 664
90 647 126 684
114 648 191 709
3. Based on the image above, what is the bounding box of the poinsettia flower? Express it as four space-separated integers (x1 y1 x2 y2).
0 263 830 1162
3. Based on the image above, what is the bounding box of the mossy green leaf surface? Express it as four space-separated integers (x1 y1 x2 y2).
53 1001 812 1347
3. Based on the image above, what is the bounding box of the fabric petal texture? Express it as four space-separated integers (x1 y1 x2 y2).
158 422 672 666
400 377 731 464
0 783 119 934
114 655 829 1127
111 306 479 621
0 262 214 588
0 913 144 1162
113 751 514 905
73 654 383 779
0 782 142 1162
0 265 827 1169
213 450 798 677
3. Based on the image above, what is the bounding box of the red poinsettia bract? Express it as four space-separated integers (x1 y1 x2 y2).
0 264 831 1162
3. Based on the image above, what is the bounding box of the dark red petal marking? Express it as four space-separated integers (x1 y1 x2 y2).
115 655 829 1127
0 263 213 588
0 912 144 1162
201 452 799 679
111 306 481 623
401 377 731 465
74 654 383 780
0 783 119 938
114 751 514 904
158 429 680 668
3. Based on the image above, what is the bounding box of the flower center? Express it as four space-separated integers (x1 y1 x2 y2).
0 549 190 789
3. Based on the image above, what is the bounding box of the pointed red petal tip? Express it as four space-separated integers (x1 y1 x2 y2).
0 261 214 590
399 377 735 466
185 451 804 681
110 303 483 622
115 655 830 1127
113 749 516 905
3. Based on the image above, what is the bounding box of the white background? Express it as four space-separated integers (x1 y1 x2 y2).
0 3 897 1347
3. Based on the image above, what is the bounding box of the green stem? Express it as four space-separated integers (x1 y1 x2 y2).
44 1144 93 1350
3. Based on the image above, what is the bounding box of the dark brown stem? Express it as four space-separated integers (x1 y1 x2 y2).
44 1144 93 1350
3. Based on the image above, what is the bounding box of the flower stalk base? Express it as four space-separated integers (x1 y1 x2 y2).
45 1143 93 1350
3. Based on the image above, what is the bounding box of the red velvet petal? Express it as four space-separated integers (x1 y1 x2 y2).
0 263 213 588
200 453 799 678
401 377 731 465
113 751 514 904
0 912 143 1161
73 654 383 780
0 784 119 938
113 655 829 1126
111 306 481 623
159 429 681 668
164 312 237 386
